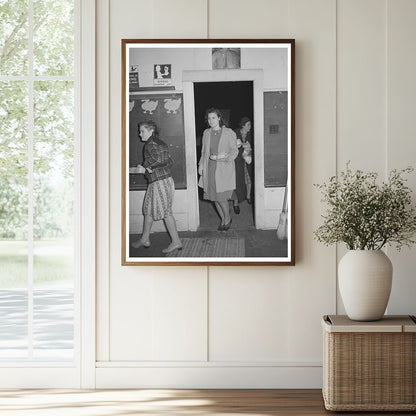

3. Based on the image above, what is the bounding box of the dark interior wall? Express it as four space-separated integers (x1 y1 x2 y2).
264 91 288 187
194 81 254 136
129 93 186 190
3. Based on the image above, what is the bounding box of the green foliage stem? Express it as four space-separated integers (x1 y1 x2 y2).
314 163 416 251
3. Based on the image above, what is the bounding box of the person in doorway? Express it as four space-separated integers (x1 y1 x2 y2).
130 120 182 254
232 116 253 213
198 108 238 231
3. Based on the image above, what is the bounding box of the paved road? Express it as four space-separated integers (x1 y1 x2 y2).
0 288 74 360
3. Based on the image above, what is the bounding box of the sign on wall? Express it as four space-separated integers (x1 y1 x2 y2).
153 64 172 86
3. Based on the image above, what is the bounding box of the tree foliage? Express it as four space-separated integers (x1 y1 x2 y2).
0 0 74 240
0 0 28 75
0 177 27 238
33 0 74 76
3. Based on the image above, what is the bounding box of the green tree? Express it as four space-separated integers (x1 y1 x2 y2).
33 0 74 76
0 0 74 76
0 0 28 75
0 177 27 238
0 0 74 240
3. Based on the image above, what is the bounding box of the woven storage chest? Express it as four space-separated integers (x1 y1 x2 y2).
322 315 416 411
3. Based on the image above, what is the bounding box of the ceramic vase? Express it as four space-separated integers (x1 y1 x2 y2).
338 250 392 321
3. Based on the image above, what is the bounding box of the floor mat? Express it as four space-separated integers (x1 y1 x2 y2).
165 237 245 257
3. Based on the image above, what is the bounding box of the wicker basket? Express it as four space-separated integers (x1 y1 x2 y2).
322 315 416 411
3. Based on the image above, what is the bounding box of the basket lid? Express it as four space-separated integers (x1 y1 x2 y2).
322 315 416 333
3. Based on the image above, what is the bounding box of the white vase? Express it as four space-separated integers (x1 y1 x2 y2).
338 250 393 321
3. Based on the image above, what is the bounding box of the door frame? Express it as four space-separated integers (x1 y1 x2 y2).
182 69 265 230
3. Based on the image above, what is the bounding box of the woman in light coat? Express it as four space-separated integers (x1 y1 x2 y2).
198 108 238 231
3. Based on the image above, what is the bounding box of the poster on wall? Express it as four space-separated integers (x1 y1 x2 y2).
121 39 295 266
153 64 172 86
129 65 140 91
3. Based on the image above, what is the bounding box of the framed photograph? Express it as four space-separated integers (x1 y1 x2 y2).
122 39 295 266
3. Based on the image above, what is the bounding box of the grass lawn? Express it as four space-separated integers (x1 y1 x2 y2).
0 240 73 289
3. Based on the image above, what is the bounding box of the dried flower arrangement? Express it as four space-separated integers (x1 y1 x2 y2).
314 164 416 250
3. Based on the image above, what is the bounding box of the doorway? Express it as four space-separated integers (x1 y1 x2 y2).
194 81 254 231
182 68 265 231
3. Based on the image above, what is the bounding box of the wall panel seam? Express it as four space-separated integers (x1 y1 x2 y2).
207 266 210 362
385 0 389 176
335 0 339 314
207 0 210 39
96 0 111 363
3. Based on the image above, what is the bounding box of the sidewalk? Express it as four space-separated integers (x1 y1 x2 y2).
0 288 74 360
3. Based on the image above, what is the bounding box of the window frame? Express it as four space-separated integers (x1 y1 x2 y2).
0 0 96 388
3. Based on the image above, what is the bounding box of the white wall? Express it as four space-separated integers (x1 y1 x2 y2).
96 0 416 388
129 46 288 90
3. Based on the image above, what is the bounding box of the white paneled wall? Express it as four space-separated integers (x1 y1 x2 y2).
337 0 387 172
336 0 388 312
386 0 416 314
110 267 207 361
209 268 290 361
96 0 416 388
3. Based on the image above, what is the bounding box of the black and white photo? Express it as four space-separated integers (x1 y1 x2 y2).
121 39 295 265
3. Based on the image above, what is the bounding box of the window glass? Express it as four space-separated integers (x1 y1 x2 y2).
32 81 74 359
0 1 29 75
0 1 76 362
0 81 29 359
0 81 29 244
0 290 29 359
33 0 74 76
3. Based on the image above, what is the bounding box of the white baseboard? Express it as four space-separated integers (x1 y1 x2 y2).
95 365 323 389
0 365 323 388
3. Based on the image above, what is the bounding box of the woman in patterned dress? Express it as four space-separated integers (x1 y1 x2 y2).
198 108 238 231
130 120 182 254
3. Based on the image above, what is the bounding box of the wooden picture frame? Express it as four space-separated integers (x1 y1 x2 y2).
122 39 295 265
